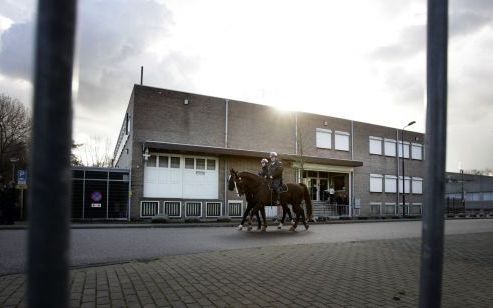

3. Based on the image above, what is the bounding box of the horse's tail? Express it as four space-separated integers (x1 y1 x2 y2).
299 183 312 219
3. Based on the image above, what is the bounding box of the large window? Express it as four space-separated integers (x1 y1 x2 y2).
385 175 397 193
334 131 350 151
370 174 383 192
369 136 382 155
398 141 410 158
411 143 423 160
399 176 411 193
384 139 396 157
412 177 423 194
316 128 332 149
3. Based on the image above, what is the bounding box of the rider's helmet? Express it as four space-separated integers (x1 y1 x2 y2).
261 158 268 165
269 152 278 159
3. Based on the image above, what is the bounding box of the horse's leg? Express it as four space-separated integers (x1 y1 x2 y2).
260 207 267 232
256 210 261 230
239 202 253 230
278 203 289 229
300 204 309 230
290 206 301 231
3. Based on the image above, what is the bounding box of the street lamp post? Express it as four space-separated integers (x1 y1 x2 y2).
401 121 416 217
10 157 19 182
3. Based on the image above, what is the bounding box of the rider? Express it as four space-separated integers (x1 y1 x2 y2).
267 152 283 205
258 158 269 178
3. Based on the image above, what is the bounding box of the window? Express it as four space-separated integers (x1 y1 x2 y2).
385 175 397 193
185 158 194 169
185 202 202 217
384 139 396 157
140 201 159 217
369 136 382 155
384 203 396 215
370 174 383 192
316 128 332 149
207 159 216 170
170 157 180 168
411 143 423 160
158 156 168 168
206 202 221 217
399 176 411 193
145 155 157 167
164 201 181 217
483 192 493 201
196 158 205 170
334 131 350 151
398 141 410 158
124 113 131 135
466 192 480 201
412 177 423 194
370 202 382 216
228 201 243 217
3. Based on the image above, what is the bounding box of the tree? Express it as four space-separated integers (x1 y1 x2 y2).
0 94 31 180
79 136 113 167
71 141 84 166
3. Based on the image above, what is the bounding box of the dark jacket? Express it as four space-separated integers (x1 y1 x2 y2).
268 160 283 180
268 160 283 190
258 166 269 178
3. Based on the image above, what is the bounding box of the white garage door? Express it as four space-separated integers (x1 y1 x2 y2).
144 154 218 199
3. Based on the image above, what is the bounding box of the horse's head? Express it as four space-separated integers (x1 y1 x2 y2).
228 169 237 192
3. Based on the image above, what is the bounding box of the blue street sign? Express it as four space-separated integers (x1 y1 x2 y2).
17 170 27 185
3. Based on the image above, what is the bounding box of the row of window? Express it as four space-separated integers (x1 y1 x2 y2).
316 129 350 151
446 192 493 201
140 200 244 217
370 174 423 194
369 202 423 215
369 136 423 160
145 155 217 171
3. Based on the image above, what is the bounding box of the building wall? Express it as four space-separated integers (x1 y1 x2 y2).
132 86 226 147
118 85 426 219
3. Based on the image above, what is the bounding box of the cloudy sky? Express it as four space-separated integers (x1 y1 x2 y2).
0 0 491 171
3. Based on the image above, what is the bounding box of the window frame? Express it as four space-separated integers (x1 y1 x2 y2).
370 174 383 193
316 128 332 149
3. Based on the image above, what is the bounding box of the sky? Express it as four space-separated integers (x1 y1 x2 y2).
0 0 491 172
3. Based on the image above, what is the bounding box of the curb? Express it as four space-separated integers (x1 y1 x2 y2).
0 216 491 230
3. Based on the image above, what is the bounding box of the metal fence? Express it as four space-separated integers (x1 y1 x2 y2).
28 0 448 307
72 168 130 220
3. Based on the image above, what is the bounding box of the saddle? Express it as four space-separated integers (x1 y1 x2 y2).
267 182 288 193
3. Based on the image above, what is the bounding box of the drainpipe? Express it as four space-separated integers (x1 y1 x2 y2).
396 129 400 215
225 99 229 148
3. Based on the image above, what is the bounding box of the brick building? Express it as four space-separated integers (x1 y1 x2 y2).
113 85 425 220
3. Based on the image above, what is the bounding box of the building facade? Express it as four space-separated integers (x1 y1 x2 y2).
113 85 425 220
445 172 493 213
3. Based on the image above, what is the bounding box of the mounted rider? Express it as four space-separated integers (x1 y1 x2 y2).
267 152 283 205
258 158 269 178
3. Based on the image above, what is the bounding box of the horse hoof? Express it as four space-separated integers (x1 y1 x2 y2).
305 225 309 230
237 225 243 231
277 223 283 230
261 226 267 232
247 226 252 231
289 226 295 231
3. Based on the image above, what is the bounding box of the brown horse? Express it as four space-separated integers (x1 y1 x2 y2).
229 169 312 231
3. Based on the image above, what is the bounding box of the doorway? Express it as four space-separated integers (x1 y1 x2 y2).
302 170 349 204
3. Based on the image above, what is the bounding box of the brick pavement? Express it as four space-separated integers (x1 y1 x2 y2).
1 232 492 307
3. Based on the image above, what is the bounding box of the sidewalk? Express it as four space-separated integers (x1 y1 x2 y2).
1 232 492 307
1 216 491 230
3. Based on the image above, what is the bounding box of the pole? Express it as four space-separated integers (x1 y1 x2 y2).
402 129 405 217
419 0 448 307
28 0 77 307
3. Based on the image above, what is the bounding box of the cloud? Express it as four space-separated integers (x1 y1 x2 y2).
370 25 426 62
0 22 33 80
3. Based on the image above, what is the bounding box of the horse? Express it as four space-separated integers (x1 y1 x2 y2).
228 171 293 230
229 169 312 231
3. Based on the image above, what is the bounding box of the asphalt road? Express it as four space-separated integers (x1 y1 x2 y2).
1 219 492 275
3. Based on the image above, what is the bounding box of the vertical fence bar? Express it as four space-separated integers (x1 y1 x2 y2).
419 0 448 307
28 0 77 307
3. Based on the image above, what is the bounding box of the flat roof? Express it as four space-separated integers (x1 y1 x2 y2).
144 141 363 167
